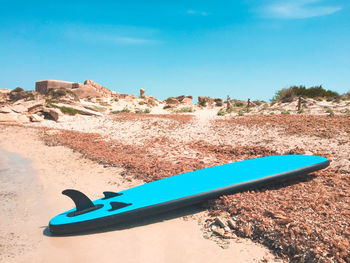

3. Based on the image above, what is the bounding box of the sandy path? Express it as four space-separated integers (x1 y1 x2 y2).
0 126 280 263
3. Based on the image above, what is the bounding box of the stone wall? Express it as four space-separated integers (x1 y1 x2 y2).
35 80 74 94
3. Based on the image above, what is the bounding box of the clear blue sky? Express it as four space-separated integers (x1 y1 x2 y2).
0 0 349 101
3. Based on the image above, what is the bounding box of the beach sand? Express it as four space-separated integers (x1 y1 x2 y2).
0 126 280 263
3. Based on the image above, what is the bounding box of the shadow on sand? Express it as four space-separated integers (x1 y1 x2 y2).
43 172 318 237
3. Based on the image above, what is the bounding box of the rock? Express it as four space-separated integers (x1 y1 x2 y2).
0 106 12 113
17 114 30 123
198 96 214 106
43 108 60 121
0 112 19 122
203 232 212 239
30 113 44 122
83 80 115 97
226 95 232 110
220 243 230 249
54 103 103 116
227 219 237 229
176 95 193 105
215 217 227 228
11 100 45 113
140 88 145 97
0 89 11 94
213 227 225 237
10 104 27 113
181 97 193 105
262 255 270 262
71 84 100 98
211 224 218 231
165 97 179 104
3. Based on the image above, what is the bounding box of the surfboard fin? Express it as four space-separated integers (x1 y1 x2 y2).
102 191 123 200
109 201 132 211
62 189 95 211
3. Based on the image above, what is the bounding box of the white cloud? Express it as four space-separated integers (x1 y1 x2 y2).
260 0 342 19
186 9 210 16
59 24 160 45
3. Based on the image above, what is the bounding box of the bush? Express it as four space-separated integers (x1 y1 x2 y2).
47 88 66 98
234 101 244 107
60 106 78 115
297 108 304 114
9 88 34 101
214 98 223 107
175 107 193 113
111 108 131 114
238 109 244 116
281 109 290 114
272 85 340 102
325 107 334 117
135 108 151 114
138 101 145 105
13 87 24 92
217 109 226 116
199 100 207 107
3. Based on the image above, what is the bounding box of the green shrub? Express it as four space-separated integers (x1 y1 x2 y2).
121 107 131 113
13 87 24 92
297 108 304 114
114 97 119 102
112 108 131 114
199 100 207 107
214 98 223 107
45 102 58 108
244 107 251 113
238 109 244 116
325 107 334 117
135 108 150 114
9 89 34 101
272 85 340 102
138 101 145 105
217 109 226 116
281 109 290 114
175 107 193 113
60 106 78 115
234 101 244 107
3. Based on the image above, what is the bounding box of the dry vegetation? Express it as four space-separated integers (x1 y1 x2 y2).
40 113 350 262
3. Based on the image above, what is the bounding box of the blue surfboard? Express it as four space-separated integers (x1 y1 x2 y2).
49 155 329 234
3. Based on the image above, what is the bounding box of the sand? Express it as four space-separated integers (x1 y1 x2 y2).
0 126 281 263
